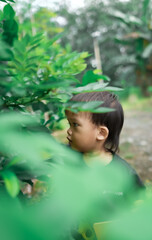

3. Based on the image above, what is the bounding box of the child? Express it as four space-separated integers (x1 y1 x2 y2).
65 91 145 239
65 91 144 194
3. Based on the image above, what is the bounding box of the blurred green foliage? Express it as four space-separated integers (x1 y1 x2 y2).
106 197 152 240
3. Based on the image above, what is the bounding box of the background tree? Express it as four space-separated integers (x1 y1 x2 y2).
55 0 152 96
108 0 152 96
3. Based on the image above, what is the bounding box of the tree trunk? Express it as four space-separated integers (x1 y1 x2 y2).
136 69 152 96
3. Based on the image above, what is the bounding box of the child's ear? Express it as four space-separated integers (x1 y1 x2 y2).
96 126 109 141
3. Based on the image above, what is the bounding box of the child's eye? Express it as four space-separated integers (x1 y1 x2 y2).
73 122 78 127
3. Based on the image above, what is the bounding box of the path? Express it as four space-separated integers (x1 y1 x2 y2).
120 110 152 182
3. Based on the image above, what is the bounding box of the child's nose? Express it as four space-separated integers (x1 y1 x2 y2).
67 127 72 136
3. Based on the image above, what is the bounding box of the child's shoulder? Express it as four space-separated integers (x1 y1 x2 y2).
110 153 145 190
111 154 136 173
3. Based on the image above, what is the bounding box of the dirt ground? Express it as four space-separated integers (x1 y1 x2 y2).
120 110 152 183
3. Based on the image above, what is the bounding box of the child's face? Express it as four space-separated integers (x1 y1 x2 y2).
66 111 99 153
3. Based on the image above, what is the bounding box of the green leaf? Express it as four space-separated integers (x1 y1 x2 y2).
27 43 41 53
142 0 150 24
82 70 101 86
90 107 115 113
2 19 18 45
5 156 21 168
72 82 109 94
0 10 3 21
0 0 15 2
78 101 103 111
104 86 123 92
32 102 48 112
3 4 15 20
1 170 20 197
142 43 152 58
80 52 89 59
36 79 75 90
49 32 65 45
0 112 38 130
30 34 43 46
82 71 110 86
65 101 103 112
3 19 18 33
99 75 111 82
109 9 142 26
65 101 115 113
0 40 14 61
7 0 15 2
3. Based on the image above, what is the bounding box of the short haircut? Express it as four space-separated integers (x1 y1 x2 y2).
68 91 124 153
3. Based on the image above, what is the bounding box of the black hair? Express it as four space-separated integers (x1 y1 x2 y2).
69 91 124 153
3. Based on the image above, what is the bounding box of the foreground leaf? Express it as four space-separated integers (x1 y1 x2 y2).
1 170 20 197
